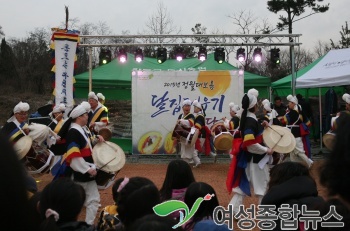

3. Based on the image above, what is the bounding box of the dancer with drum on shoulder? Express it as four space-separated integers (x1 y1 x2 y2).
227 89 274 216
63 101 105 225
280 95 313 169
176 99 200 166
222 102 241 158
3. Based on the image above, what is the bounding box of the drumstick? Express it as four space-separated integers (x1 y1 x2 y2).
266 126 284 151
97 157 117 172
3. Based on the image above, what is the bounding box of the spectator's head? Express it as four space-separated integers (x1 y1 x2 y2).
268 162 310 190
117 177 160 229
112 177 125 203
274 96 282 107
184 182 219 228
0 134 36 231
320 113 350 208
39 178 86 230
159 159 196 201
296 94 303 101
129 214 183 231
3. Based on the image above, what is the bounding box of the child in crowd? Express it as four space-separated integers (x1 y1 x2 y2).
38 177 94 231
116 176 160 231
159 159 196 220
97 177 124 231
183 182 224 231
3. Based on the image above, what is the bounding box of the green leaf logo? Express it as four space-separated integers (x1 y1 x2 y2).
153 193 215 229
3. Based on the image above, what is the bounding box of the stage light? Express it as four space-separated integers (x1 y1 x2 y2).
134 48 144 63
236 47 246 62
214 47 225 64
117 48 127 63
270 48 280 65
198 46 207 61
253 47 262 62
175 46 185 61
157 47 167 64
99 49 111 65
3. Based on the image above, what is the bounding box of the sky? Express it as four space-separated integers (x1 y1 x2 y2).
0 0 348 52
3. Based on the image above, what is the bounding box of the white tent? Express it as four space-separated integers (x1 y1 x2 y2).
296 48 350 88
296 48 350 149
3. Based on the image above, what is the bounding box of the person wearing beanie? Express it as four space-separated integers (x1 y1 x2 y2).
0 101 30 143
227 91 274 216
222 102 241 158
176 99 198 165
87 91 109 134
64 101 105 225
48 104 67 156
280 95 313 169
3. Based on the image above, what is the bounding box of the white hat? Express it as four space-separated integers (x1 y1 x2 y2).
13 101 30 114
97 93 105 101
342 93 350 104
262 99 272 112
229 102 240 113
262 99 270 106
70 101 91 119
51 103 66 114
88 91 98 101
287 95 298 105
182 99 192 107
192 100 202 110
247 93 257 109
247 88 259 99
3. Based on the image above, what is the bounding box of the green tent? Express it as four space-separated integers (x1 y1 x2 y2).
271 56 344 97
74 53 271 99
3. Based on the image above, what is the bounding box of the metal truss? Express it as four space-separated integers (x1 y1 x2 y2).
79 34 302 47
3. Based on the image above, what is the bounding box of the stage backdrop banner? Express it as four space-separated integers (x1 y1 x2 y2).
51 32 79 108
131 70 244 154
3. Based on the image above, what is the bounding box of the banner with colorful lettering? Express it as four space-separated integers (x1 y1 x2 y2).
131 70 244 154
50 31 79 108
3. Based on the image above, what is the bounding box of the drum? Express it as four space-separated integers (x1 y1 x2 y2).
210 122 233 151
14 136 55 175
92 141 126 190
323 131 336 151
172 124 199 146
98 127 112 141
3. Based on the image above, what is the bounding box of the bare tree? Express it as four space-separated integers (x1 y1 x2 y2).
313 40 330 58
226 10 272 70
0 25 4 39
140 2 182 57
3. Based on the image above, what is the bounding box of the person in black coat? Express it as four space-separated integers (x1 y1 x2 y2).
261 162 325 231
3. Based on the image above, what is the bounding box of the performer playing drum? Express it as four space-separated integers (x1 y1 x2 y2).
0 101 30 143
222 102 241 156
177 99 200 166
48 103 67 156
62 101 105 225
87 91 109 134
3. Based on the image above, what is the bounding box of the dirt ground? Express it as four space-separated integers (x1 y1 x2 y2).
34 158 327 231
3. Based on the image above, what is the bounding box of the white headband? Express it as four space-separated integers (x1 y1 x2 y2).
229 102 240 113
248 93 257 109
97 93 105 101
182 99 192 107
342 93 350 104
192 100 202 110
287 95 298 105
88 91 98 101
52 103 66 114
70 101 91 119
13 102 30 114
